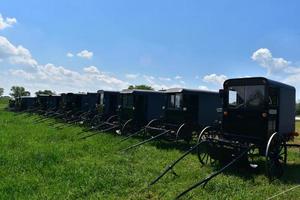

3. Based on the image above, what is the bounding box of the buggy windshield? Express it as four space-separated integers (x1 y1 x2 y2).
228 85 265 109
167 93 182 110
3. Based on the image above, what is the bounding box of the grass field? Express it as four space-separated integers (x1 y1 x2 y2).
0 100 299 200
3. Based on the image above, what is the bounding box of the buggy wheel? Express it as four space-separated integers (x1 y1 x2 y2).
197 126 216 166
265 132 287 181
121 119 133 135
106 115 118 123
145 119 161 135
175 123 192 143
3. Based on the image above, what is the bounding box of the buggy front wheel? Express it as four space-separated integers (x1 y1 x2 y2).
265 132 287 181
197 126 216 166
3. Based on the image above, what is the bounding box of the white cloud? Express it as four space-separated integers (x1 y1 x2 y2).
198 85 209 90
10 69 35 80
83 66 100 74
203 74 227 85
174 75 182 80
251 48 296 75
125 74 139 79
143 75 155 84
159 77 171 81
0 36 37 66
77 50 93 59
0 36 129 93
66 52 74 58
0 14 17 30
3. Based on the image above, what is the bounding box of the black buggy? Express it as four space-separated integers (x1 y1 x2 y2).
145 88 221 142
87 90 119 128
117 89 166 135
36 94 61 114
17 96 37 112
150 77 299 199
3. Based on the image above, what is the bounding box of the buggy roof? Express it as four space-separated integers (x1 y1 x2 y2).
97 90 119 94
224 77 295 91
165 88 218 94
37 94 60 97
20 96 36 99
120 89 164 94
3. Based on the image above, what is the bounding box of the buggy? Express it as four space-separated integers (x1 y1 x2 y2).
145 88 221 142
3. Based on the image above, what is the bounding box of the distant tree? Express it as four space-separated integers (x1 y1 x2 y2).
0 88 3 97
35 90 55 96
10 86 30 99
128 85 154 90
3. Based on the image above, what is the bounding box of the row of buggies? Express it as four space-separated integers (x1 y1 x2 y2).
8 77 300 198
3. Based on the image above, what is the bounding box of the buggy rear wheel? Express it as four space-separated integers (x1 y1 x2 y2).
197 126 216 166
176 123 192 143
121 119 133 135
265 132 287 181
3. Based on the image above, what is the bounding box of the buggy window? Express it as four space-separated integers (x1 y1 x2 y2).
228 85 265 109
168 94 182 109
100 93 104 105
122 94 134 108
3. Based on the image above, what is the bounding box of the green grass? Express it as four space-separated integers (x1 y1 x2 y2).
0 102 299 200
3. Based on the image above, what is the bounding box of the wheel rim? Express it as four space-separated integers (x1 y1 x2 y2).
197 126 216 166
265 132 287 180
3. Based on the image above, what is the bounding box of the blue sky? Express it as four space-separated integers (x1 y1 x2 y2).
1 0 300 97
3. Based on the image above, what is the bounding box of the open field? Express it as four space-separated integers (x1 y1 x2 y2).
0 101 299 200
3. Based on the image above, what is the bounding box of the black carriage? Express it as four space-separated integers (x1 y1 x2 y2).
150 77 299 199
88 90 119 126
145 88 221 142
198 77 297 177
36 94 61 114
17 96 37 111
79 90 120 138
53 93 85 120
117 89 166 135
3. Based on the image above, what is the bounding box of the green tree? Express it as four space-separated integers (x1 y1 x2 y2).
128 85 154 90
35 90 55 96
10 86 30 99
0 88 4 97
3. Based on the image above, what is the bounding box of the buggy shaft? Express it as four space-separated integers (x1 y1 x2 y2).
175 145 252 199
149 142 202 186
121 130 170 152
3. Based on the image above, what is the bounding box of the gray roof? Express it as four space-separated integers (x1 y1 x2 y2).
224 77 295 91
120 89 164 94
165 88 218 94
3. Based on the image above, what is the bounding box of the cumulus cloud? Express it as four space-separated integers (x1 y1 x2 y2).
125 74 139 79
83 66 100 74
198 85 209 90
0 36 128 93
0 36 37 66
251 48 297 75
77 50 93 59
0 14 17 30
10 69 35 80
66 52 74 58
174 75 182 80
159 77 171 81
203 74 227 85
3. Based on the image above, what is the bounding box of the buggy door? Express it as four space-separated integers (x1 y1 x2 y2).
267 87 279 138
223 85 268 140
185 94 199 124
135 94 147 126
